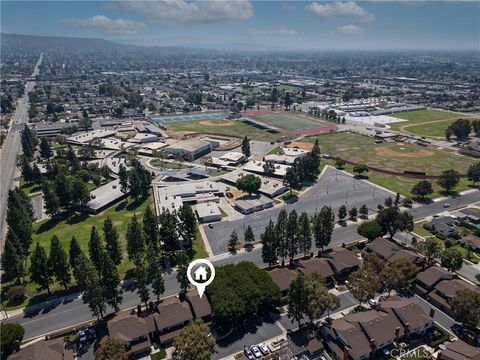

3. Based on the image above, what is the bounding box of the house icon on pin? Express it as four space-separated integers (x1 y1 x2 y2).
194 266 208 281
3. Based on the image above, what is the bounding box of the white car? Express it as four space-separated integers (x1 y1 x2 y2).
250 345 262 358
258 343 269 355
244 347 255 360
368 298 378 307
443 203 450 208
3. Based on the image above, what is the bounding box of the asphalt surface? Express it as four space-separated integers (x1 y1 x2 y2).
0 53 42 241
204 166 393 255
6 189 480 341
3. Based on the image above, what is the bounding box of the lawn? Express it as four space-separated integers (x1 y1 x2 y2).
389 109 479 138
166 118 279 142
151 159 192 170
310 132 475 176
20 180 42 196
252 112 324 131
3 194 208 310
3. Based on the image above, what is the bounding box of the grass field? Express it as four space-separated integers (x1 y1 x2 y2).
3 195 207 310
312 132 475 175
252 112 322 131
389 109 479 138
310 131 476 198
167 118 279 141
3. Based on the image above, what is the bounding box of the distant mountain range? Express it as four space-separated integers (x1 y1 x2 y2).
1 33 133 53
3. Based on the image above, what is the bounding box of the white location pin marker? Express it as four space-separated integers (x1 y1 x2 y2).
187 259 215 298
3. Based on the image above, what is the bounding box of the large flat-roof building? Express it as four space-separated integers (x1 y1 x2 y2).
67 129 116 144
234 194 274 214
195 202 222 223
165 138 212 160
220 170 288 198
86 179 126 214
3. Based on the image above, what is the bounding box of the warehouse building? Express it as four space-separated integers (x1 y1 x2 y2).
165 139 212 160
86 179 126 214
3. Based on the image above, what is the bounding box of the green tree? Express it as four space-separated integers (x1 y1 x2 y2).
101 254 123 312
172 320 216 360
349 206 358 220
313 206 334 255
353 163 369 177
411 180 434 199
126 214 145 263
142 206 160 251
48 235 71 290
362 253 385 274
176 250 190 293
1 230 26 284
441 248 463 272
357 220 382 241
75 255 106 319
347 268 381 306
376 207 413 239
338 205 347 223
359 204 369 218
379 259 416 295
148 252 165 303
6 188 34 254
335 158 346 169
447 119 472 140
54 173 72 209
178 204 197 247
1 323 25 356
118 164 129 195
21 124 37 160
29 243 52 294
228 230 239 251
236 174 261 195
159 209 179 251
69 236 83 270
414 238 441 264
261 220 278 266
276 209 288 265
136 260 151 307
42 181 60 217
103 217 122 266
71 178 90 208
298 212 312 257
39 137 52 159
467 162 480 186
263 161 275 177
437 169 460 193
449 289 480 329
286 210 299 263
241 136 251 158
287 274 309 328
244 225 255 247
95 337 128 360
283 167 299 196
88 226 104 275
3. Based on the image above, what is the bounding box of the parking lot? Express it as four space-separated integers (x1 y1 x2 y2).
203 166 393 255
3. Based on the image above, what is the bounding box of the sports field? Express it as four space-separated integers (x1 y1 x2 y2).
251 111 337 135
308 131 476 197
315 131 475 174
389 109 479 138
166 118 280 141
152 112 227 123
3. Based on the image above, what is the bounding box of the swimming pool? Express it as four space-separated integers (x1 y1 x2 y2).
152 113 227 123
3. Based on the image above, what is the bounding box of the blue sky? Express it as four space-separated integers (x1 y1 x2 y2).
1 1 479 50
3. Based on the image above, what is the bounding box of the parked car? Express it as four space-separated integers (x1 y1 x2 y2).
368 298 378 307
258 343 269 355
79 330 87 343
244 347 255 360
250 345 262 358
443 203 450 208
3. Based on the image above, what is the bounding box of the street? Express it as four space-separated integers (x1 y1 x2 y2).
0 53 42 242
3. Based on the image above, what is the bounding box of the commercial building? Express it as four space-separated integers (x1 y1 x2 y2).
86 179 126 214
244 160 291 178
234 194 274 214
195 202 222 223
220 170 288 198
218 152 246 165
165 138 212 160
67 129 115 144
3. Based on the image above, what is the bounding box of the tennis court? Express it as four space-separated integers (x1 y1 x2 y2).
152 113 227 123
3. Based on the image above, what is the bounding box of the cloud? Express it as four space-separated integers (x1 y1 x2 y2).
306 1 375 22
281 3 297 11
336 24 365 35
62 15 145 34
247 27 298 37
114 0 253 24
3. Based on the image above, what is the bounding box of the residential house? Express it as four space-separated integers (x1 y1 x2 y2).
415 266 454 296
323 247 361 280
461 234 480 252
155 296 194 345
424 217 457 239
427 278 480 316
297 257 335 286
267 267 297 299
364 238 425 266
438 340 480 360
9 338 74 360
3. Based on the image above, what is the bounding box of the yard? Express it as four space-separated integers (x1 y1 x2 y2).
389 110 479 138
166 118 280 142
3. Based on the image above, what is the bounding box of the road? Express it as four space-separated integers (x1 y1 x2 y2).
0 53 43 242
6 187 480 341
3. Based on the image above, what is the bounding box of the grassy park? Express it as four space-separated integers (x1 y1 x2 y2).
389 109 479 138
308 131 476 197
2 195 207 310
166 118 279 141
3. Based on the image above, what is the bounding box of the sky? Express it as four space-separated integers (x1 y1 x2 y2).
1 1 479 51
